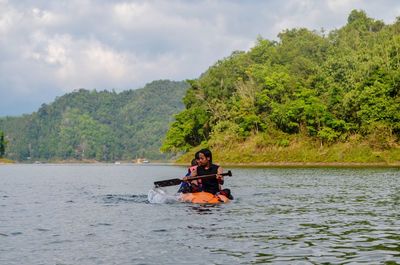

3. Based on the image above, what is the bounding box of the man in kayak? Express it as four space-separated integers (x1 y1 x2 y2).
190 148 224 195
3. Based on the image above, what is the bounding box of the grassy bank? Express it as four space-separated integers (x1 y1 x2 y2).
176 133 400 167
0 158 14 164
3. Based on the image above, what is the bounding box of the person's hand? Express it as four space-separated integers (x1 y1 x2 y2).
216 174 224 181
183 176 188 182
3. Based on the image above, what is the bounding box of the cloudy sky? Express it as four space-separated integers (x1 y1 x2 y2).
0 0 399 116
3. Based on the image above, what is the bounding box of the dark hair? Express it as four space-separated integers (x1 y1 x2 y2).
190 158 197 166
199 148 212 163
194 151 201 160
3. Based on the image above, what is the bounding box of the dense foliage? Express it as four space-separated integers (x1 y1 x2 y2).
0 80 188 161
162 10 400 155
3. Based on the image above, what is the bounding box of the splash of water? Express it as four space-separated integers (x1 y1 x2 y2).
147 188 180 204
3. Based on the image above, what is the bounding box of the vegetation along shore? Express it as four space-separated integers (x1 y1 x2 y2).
1 10 399 165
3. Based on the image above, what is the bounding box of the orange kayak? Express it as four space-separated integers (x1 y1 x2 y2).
179 191 230 204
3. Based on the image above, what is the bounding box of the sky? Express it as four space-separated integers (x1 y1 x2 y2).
0 0 399 116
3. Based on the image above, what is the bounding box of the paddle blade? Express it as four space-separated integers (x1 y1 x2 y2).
154 178 182 188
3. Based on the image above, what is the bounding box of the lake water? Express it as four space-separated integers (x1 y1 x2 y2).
0 164 399 265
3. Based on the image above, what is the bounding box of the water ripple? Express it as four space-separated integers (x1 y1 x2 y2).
99 194 149 204
0 165 399 264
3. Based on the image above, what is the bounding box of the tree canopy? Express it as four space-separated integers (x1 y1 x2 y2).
0 80 188 161
0 130 5 158
161 10 400 154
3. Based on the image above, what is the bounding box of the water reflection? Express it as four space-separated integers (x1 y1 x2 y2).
187 204 223 215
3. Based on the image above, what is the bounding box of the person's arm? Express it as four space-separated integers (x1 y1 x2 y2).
190 168 197 177
216 166 224 185
182 167 198 181
185 168 198 187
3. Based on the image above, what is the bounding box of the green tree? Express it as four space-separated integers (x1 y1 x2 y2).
0 80 188 161
0 130 5 158
161 106 209 152
162 10 399 154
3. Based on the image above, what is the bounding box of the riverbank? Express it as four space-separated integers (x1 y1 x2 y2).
0 158 175 165
0 158 14 164
175 161 399 168
219 161 400 168
176 135 400 167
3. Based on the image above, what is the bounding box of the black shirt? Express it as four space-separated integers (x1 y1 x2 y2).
196 163 221 194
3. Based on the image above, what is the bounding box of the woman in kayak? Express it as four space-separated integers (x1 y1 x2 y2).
190 148 224 195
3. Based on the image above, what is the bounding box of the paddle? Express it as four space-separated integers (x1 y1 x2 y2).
154 170 232 188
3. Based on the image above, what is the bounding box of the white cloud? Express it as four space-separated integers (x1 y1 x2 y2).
56 40 132 90
0 0 399 115
327 0 362 11
0 3 20 36
84 42 128 79
31 7 58 25
24 32 70 65
113 2 148 26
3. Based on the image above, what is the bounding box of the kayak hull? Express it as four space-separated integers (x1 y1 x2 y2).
179 191 229 204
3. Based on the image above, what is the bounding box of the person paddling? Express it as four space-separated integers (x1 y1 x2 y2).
190 148 223 195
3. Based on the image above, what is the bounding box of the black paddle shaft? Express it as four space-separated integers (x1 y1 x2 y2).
154 170 232 188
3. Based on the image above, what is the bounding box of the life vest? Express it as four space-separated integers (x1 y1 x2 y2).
189 165 202 192
196 164 220 194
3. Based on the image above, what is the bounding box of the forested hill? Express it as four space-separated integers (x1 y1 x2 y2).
0 80 188 161
162 10 400 164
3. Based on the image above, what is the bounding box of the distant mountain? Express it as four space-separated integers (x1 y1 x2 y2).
0 80 189 161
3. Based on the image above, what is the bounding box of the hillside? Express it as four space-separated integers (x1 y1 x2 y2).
0 80 188 161
162 10 400 165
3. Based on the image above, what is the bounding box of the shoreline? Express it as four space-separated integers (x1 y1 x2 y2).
175 161 400 168
1 159 399 168
0 158 15 164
